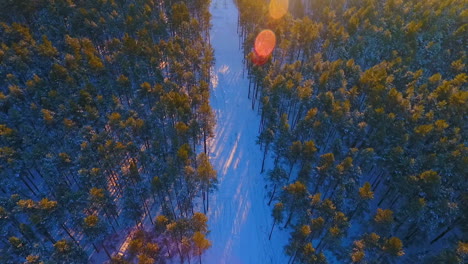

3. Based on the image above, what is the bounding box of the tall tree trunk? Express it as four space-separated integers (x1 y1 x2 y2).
430 218 461 244
61 224 81 248
269 219 276 240
203 131 207 154
377 187 392 206
40 227 56 244
206 188 210 212
288 163 294 180
92 242 100 253
143 200 154 225
284 210 294 228
261 144 268 173
202 191 206 214
20 176 37 197
102 244 112 259
268 184 277 206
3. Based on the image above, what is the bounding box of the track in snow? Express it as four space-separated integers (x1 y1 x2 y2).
204 1 288 263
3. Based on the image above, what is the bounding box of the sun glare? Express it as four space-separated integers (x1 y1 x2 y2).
269 0 289 19
254 29 277 58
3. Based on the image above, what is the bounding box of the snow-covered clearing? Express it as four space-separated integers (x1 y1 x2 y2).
204 1 288 263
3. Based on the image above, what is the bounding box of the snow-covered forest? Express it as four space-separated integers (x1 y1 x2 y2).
237 0 467 263
0 0 467 263
0 0 216 263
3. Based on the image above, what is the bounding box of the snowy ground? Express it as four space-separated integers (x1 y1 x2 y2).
204 1 288 263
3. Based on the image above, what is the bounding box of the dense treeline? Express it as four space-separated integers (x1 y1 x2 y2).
237 0 467 263
0 0 216 263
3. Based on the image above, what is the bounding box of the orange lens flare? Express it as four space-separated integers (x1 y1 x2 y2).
269 0 289 19
254 29 276 58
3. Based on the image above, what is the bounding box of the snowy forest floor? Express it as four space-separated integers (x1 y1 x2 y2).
204 0 288 263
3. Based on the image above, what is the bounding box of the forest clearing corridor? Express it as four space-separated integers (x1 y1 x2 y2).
204 0 287 263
